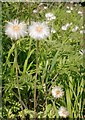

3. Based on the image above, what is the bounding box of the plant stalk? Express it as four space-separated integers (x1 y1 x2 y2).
15 43 25 119
34 40 39 118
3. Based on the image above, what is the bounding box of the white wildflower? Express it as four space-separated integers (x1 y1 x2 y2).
78 11 83 16
66 6 70 9
80 30 85 34
33 9 38 13
61 25 68 30
79 49 85 55
51 28 56 33
5 19 27 40
70 7 73 10
28 22 50 40
61 23 72 31
52 86 64 99
72 26 79 32
45 12 56 21
66 23 72 27
58 106 69 118
66 10 71 13
44 6 47 9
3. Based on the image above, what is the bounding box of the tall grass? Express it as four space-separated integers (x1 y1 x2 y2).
2 2 84 119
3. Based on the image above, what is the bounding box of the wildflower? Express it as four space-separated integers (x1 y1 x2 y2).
80 30 85 34
5 19 27 40
66 23 72 27
28 22 50 40
33 9 38 13
45 12 56 21
58 106 69 118
78 11 83 16
61 25 68 31
44 6 47 10
66 6 70 9
79 49 85 55
66 10 71 13
61 23 72 31
70 7 73 10
72 26 79 32
52 86 64 99
66 6 73 10
51 28 56 33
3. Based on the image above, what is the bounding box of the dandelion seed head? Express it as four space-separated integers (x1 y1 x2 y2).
58 106 69 118
28 22 50 40
5 19 27 40
52 86 64 99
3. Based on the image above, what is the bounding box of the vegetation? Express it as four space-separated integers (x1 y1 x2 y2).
2 2 85 119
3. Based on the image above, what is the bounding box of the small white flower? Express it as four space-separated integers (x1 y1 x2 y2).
66 23 72 27
66 10 71 13
58 106 69 118
51 28 56 33
5 19 27 40
72 26 79 32
45 12 56 21
80 30 85 34
70 7 73 10
28 22 50 40
66 6 70 9
61 25 68 31
61 23 72 31
79 49 85 55
44 6 47 10
52 86 64 99
78 11 83 16
33 9 38 13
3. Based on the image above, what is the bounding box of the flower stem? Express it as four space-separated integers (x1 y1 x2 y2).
34 40 39 118
15 43 25 119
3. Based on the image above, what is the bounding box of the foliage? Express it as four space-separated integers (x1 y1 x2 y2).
2 2 84 119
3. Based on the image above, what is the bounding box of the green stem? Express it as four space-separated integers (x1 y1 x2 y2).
15 43 25 119
34 40 39 118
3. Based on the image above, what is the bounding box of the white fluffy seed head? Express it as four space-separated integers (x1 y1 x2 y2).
52 86 64 99
58 106 69 118
5 19 27 40
28 22 50 40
